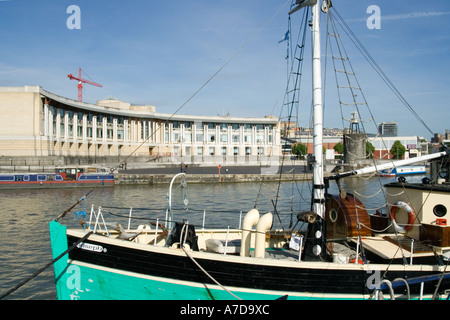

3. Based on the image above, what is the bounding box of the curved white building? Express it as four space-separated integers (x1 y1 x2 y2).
0 86 280 165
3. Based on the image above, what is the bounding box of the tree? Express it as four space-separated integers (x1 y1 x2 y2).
390 140 406 159
366 141 375 159
334 142 344 154
292 143 307 159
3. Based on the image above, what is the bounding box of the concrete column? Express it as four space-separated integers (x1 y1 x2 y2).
103 117 107 142
113 118 118 142
82 114 87 141
73 113 78 141
64 111 69 141
43 103 49 136
55 110 61 141
124 119 129 143
48 107 53 139
92 115 97 141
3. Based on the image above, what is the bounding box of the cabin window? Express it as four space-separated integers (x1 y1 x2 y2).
37 175 47 181
433 204 447 218
15 175 23 181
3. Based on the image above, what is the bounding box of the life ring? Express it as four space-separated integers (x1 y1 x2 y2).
390 201 415 233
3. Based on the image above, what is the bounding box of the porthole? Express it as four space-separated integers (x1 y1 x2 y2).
329 208 338 223
433 204 447 217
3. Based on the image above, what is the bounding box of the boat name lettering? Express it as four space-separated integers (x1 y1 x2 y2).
77 242 105 253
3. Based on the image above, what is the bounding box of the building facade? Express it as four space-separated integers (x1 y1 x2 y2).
0 86 281 164
378 122 398 137
369 135 423 159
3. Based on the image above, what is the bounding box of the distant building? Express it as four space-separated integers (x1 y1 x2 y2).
369 136 423 159
378 122 398 137
0 86 281 165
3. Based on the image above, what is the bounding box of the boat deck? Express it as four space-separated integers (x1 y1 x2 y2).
357 235 449 260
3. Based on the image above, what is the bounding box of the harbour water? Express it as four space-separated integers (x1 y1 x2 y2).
0 175 420 300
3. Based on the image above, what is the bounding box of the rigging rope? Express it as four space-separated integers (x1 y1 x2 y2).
0 231 93 300
108 0 292 174
330 7 434 136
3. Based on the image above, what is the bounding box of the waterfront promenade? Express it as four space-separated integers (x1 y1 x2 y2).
116 162 313 184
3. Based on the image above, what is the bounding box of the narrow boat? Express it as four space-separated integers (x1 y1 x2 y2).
377 165 427 177
0 166 114 189
49 1 450 300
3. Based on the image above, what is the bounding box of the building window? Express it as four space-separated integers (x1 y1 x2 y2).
245 147 251 155
172 121 180 129
184 122 192 129
197 146 203 155
141 120 149 140
258 147 264 155
172 132 180 142
117 128 124 140
256 134 264 142
221 147 227 155
196 134 204 143
233 147 239 155
184 132 192 143
209 147 215 155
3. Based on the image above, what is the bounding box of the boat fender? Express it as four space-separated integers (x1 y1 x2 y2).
240 209 259 257
390 201 415 233
254 212 273 259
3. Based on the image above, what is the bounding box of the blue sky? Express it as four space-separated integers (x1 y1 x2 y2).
0 0 449 139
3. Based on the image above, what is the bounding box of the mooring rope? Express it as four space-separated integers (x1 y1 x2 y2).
0 231 93 300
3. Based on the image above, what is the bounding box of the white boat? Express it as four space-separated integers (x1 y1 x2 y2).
49 1 450 300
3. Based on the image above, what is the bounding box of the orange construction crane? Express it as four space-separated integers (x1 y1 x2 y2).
67 68 102 102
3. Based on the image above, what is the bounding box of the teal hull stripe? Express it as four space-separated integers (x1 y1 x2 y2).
55 261 364 300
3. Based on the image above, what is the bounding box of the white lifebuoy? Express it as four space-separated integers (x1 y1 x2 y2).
390 201 415 233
